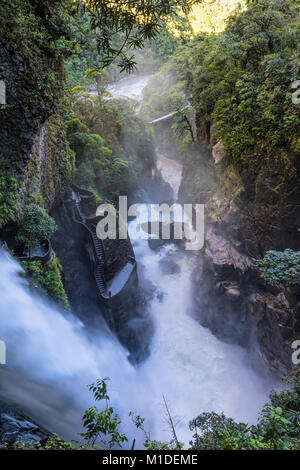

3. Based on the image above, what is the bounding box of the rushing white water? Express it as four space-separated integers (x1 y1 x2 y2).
0 239 273 447
107 74 152 103
0 74 275 448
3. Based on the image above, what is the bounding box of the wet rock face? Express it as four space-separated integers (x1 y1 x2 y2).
0 3 63 168
0 38 54 170
0 1 74 209
208 139 300 259
191 190 300 374
179 134 299 374
0 402 50 448
212 140 226 165
247 288 300 375
103 238 135 282
52 200 154 365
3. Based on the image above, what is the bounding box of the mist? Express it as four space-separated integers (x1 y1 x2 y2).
0 235 275 448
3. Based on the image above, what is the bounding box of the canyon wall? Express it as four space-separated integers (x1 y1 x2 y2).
0 0 75 214
179 130 300 375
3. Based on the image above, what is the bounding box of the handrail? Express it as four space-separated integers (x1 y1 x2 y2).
148 104 190 125
72 186 137 300
72 184 95 199
72 189 109 298
16 240 53 266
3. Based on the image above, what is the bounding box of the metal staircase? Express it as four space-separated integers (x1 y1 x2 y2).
72 188 109 298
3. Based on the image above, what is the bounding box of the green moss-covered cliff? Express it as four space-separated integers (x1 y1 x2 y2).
180 0 300 256
177 0 300 373
0 0 76 221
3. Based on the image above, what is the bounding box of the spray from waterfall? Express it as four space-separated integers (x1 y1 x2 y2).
0 243 275 448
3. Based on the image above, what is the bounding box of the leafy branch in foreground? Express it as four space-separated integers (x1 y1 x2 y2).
2 371 300 450
80 378 128 448
76 0 204 72
189 371 300 450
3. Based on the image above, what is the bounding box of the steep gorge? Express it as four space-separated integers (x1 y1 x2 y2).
0 0 299 451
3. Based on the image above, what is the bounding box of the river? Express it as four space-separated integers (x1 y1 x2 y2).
0 74 274 448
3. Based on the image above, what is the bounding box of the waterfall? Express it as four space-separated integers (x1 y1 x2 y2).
0 239 273 447
0 74 275 449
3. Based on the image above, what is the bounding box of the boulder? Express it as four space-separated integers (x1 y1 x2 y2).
0 402 50 448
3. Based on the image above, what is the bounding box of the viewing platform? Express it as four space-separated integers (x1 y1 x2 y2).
71 185 137 301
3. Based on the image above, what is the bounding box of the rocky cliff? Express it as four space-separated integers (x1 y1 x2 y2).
179 133 300 375
0 401 50 449
0 0 75 217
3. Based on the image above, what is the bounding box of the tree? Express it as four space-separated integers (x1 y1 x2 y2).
189 372 300 450
76 0 205 72
130 396 184 450
81 378 128 448
17 204 57 255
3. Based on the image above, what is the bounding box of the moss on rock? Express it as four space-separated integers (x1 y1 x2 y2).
21 252 69 310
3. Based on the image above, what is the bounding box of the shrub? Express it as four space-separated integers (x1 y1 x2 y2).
189 372 300 450
257 249 300 286
17 204 57 254
0 174 19 229
21 253 69 309
66 95 155 201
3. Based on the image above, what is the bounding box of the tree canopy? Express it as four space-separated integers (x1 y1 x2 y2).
75 0 204 71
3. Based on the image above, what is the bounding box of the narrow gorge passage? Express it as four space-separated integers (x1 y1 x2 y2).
0 75 275 448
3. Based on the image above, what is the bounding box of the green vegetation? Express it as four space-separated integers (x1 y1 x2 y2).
0 0 77 115
81 378 127 448
0 172 19 229
77 0 201 72
66 93 155 201
14 204 70 309
143 0 300 204
65 7 194 88
21 253 69 310
190 372 300 450
41 114 76 208
0 0 77 220
5 371 300 450
257 249 300 287
5 378 126 450
188 0 300 197
16 204 57 254
141 44 191 122
140 42 196 158
64 13 104 89
1 0 300 453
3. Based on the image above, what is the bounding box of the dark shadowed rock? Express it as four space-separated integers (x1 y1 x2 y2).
0 402 50 448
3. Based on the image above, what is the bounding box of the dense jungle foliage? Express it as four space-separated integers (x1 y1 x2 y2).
21 253 69 310
65 11 194 88
142 0 300 181
65 92 155 202
141 0 300 265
